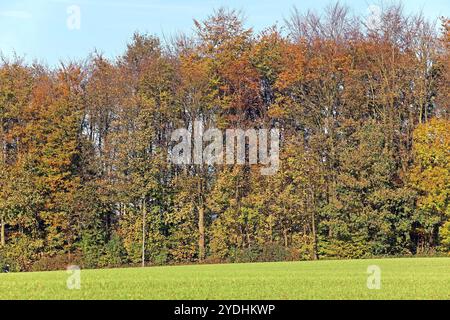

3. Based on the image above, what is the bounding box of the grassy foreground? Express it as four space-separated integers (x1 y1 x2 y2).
0 258 449 300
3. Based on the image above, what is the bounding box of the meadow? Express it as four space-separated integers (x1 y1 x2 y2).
0 258 449 300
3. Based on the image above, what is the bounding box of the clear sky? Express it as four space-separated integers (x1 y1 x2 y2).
0 0 448 66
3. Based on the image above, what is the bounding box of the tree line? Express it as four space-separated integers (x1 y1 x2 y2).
0 3 449 272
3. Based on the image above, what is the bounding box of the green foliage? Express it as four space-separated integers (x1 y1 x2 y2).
409 119 450 253
318 236 372 259
80 231 104 269
3 236 44 272
441 222 450 254
100 234 127 268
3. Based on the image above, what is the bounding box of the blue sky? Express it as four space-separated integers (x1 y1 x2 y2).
0 0 448 65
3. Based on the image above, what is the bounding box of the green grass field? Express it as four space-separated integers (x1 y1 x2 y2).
0 258 449 300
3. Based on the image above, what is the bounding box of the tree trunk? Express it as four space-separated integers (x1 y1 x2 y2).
1 216 5 247
283 228 288 247
198 205 205 261
198 178 205 261
311 209 318 260
310 191 318 260
141 198 146 268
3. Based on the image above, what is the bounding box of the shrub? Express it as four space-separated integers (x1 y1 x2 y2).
290 234 315 260
2 236 44 271
151 248 168 266
259 243 288 262
80 233 103 269
31 253 82 272
440 221 450 255
99 234 126 268
229 246 260 263
0 249 15 273
318 238 370 259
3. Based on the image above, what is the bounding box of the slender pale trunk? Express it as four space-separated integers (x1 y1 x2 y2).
141 198 146 268
283 205 288 247
198 205 205 261
310 190 318 260
1 216 5 247
198 178 205 261
311 209 318 260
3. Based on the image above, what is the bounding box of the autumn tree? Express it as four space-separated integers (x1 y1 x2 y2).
409 118 450 253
